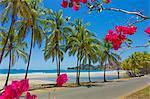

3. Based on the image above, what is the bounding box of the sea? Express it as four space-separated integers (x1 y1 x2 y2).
0 69 102 74
0 69 123 82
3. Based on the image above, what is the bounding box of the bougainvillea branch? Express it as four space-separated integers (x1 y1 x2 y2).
102 7 150 26
86 0 150 26
102 7 149 19
118 44 150 55
128 18 146 26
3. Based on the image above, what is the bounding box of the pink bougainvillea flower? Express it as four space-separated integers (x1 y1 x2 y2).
118 34 127 41
0 96 4 99
125 26 137 35
19 79 29 92
61 0 97 10
102 0 111 4
90 0 95 2
11 79 29 97
0 79 32 99
72 3 80 11
1 85 17 99
115 26 137 35
61 0 68 8
144 26 150 35
115 26 125 33
104 28 128 50
104 25 137 50
26 92 38 99
56 74 69 87
80 0 88 4
112 40 122 50
70 0 80 3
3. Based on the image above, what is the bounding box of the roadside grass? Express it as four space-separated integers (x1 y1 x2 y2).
124 85 150 99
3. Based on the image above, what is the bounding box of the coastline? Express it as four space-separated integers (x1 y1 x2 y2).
0 70 126 79
0 70 127 89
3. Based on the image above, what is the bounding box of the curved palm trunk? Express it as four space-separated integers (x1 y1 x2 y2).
104 62 107 82
25 28 34 79
88 58 91 82
4 50 12 87
0 15 15 64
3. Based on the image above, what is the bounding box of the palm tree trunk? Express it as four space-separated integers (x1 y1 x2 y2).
76 58 78 84
78 59 81 85
25 28 34 79
76 58 80 86
56 52 59 77
88 58 91 82
117 69 120 79
104 62 107 82
58 57 61 76
4 50 12 87
0 15 15 64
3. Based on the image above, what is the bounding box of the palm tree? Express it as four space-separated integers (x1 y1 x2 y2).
44 10 72 77
0 0 34 64
0 0 45 79
17 1 47 79
82 35 100 82
66 19 98 85
0 32 28 87
98 42 121 82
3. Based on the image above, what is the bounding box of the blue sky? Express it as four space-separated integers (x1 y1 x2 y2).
0 0 150 70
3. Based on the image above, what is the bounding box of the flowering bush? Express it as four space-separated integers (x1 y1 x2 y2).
26 92 38 99
56 74 69 87
61 0 111 11
105 26 137 50
144 26 150 35
0 79 37 99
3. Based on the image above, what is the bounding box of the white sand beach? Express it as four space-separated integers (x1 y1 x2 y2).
0 70 127 89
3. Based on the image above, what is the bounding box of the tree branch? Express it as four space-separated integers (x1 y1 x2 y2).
128 18 146 26
118 45 149 55
102 7 150 19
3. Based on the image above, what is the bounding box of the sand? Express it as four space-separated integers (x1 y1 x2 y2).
0 70 127 89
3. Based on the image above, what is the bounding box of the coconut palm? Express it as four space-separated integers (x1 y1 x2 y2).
98 41 121 82
17 0 48 79
0 0 45 79
82 35 100 82
66 19 98 85
0 0 34 64
44 10 72 77
0 32 28 87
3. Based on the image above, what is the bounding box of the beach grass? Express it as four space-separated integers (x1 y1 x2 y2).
124 85 150 99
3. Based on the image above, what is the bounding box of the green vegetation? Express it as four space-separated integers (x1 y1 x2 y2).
98 42 121 81
65 19 101 85
121 52 150 76
0 32 28 86
44 10 72 77
125 86 150 99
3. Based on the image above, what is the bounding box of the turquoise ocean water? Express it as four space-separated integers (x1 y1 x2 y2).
0 69 114 74
0 69 122 82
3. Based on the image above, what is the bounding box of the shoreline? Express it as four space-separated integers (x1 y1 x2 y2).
0 70 127 89
0 70 126 79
